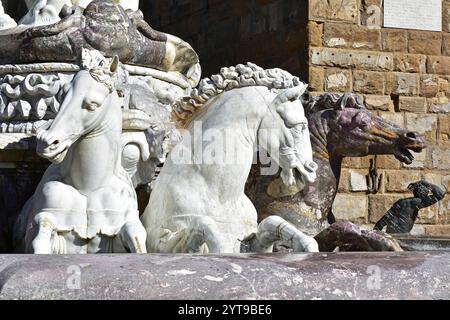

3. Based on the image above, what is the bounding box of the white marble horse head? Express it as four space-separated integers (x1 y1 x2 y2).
173 63 318 189
36 48 121 163
259 84 317 186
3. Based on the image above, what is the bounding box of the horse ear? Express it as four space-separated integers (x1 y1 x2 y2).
110 55 120 73
335 93 365 111
271 84 308 108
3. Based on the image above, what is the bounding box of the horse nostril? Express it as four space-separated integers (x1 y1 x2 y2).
406 132 418 140
48 140 60 150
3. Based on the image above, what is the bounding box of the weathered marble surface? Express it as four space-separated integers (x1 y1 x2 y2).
0 72 75 126
25 1 139 11
71 0 139 10
315 221 404 252
0 253 449 300
0 0 201 86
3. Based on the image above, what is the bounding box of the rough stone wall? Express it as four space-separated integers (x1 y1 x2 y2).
308 0 450 235
144 0 309 78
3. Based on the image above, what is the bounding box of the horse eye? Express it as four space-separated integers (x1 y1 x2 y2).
84 102 99 111
359 119 370 128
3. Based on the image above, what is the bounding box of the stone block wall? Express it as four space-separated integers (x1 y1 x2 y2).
308 0 449 235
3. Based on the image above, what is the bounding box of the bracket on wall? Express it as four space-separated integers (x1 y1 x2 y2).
367 156 383 194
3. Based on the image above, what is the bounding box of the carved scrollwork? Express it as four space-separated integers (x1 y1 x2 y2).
0 73 73 127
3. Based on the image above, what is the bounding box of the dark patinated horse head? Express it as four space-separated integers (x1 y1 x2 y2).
307 93 425 165
246 92 426 236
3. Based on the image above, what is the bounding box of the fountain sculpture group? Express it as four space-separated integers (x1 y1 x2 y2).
0 0 444 254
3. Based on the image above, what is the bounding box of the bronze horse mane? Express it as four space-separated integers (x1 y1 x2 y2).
305 92 365 115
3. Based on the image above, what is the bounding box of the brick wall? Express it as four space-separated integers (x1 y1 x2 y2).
308 0 450 235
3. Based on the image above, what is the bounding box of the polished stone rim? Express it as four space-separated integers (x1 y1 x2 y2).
1 252 449 300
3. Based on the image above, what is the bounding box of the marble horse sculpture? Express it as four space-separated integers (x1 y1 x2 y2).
142 63 319 254
246 93 427 236
14 49 147 254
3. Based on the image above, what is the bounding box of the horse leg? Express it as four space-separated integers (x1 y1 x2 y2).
184 216 232 253
243 216 319 253
119 220 147 254
31 212 57 254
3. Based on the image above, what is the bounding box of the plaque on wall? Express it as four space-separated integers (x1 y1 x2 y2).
384 0 442 32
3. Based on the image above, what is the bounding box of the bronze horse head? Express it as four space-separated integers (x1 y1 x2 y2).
246 92 426 236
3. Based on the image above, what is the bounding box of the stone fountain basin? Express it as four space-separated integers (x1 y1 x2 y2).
0 252 449 300
394 235 450 252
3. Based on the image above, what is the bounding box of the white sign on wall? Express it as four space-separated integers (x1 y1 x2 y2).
384 0 442 32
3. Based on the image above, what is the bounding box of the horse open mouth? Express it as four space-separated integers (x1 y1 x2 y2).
394 139 426 165
38 141 71 164
51 146 70 164
394 148 415 164
394 142 426 165
392 130 426 165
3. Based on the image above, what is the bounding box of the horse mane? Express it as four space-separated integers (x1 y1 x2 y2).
80 48 128 92
172 62 303 128
305 92 365 116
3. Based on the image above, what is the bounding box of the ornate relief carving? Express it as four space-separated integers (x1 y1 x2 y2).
0 73 74 125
